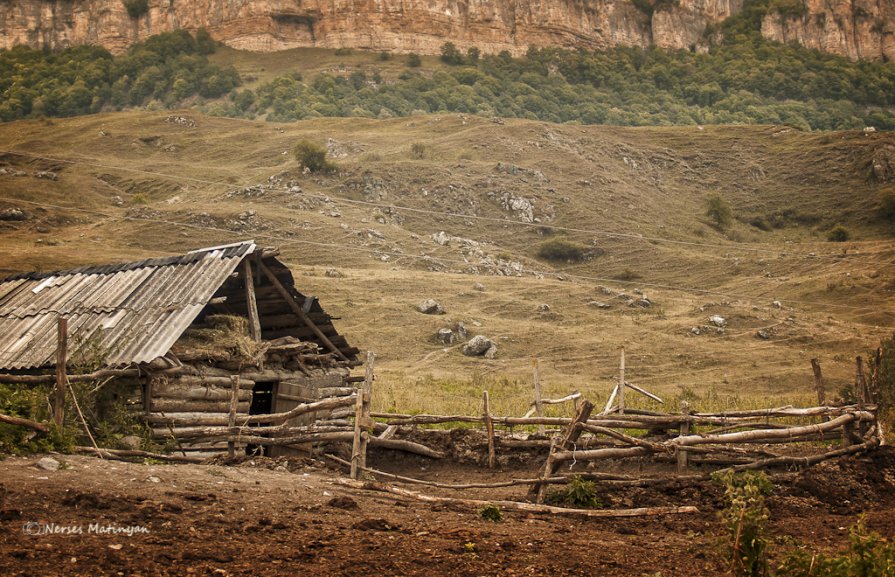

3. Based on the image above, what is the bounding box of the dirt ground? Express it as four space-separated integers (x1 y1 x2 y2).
1 442 894 577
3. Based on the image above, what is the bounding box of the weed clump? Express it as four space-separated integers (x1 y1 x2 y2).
479 504 503 522
705 194 733 230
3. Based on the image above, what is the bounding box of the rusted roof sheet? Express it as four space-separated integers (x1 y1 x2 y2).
0 241 256 370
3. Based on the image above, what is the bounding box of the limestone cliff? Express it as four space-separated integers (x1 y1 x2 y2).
0 0 892 61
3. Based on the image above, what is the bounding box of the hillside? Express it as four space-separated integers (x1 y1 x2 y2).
0 112 893 414
1 0 893 62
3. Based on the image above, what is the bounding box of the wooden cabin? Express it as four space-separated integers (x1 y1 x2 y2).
0 241 361 456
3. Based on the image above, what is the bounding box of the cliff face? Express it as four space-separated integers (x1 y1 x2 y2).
0 0 892 61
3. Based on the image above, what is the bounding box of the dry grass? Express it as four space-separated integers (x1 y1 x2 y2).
0 112 892 414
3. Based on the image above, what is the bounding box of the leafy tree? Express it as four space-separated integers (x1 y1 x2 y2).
440 42 464 65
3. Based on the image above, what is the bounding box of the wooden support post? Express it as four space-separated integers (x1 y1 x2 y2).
677 401 690 472
243 259 262 343
532 358 545 435
228 375 239 458
351 352 375 479
871 348 882 403
842 419 855 449
483 390 495 469
618 347 626 415
810 358 825 405
53 318 68 428
528 400 594 503
258 261 350 362
67 382 101 456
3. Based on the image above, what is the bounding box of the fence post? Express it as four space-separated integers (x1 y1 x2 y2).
618 347 625 415
532 358 545 435
53 318 68 428
483 390 496 468
677 401 690 472
351 352 375 479
810 358 825 405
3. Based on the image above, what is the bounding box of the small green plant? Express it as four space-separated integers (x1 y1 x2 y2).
712 470 773 577
705 194 733 230
410 142 427 159
293 139 337 173
536 239 589 263
479 504 503 522
546 475 603 509
827 224 850 242
378 51 392 61
406 53 422 67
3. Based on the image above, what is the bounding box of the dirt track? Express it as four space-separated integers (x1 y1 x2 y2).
1 446 894 576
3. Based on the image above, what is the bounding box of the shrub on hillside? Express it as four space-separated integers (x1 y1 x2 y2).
406 53 422 67
827 224 850 242
536 239 588 262
293 140 336 173
705 194 733 230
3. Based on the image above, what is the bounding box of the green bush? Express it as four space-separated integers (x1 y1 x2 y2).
478 504 503 522
406 53 422 67
293 139 336 173
122 0 149 19
536 239 589 262
827 224 850 242
440 42 464 65
410 142 427 159
706 194 733 230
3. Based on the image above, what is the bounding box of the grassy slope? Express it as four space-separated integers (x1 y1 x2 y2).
0 110 893 415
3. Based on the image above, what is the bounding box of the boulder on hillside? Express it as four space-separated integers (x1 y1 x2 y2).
463 335 493 356
417 299 444 315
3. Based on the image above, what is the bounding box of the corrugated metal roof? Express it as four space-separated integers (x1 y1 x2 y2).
0 241 256 370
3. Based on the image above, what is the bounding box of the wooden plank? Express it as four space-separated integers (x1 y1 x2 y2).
228 376 239 458
243 259 262 342
258 261 351 362
350 389 366 480
677 401 690 472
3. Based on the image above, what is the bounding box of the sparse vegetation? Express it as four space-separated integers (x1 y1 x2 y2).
777 518 895 577
293 139 337 173
410 142 427 159
406 53 422 67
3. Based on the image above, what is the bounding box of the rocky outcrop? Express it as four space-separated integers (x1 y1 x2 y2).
761 0 895 61
0 0 892 60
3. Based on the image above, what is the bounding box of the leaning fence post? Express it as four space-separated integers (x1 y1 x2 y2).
528 400 594 503
483 390 495 469
53 318 68 428
677 401 690 472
